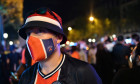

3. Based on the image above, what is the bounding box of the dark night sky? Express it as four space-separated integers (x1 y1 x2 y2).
23 0 90 23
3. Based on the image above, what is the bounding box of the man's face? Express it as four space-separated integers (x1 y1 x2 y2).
25 27 63 45
26 27 56 39
25 27 63 61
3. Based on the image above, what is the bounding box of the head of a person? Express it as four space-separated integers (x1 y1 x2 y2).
97 43 105 51
131 33 139 45
18 7 67 61
9 45 17 52
19 7 67 44
117 35 124 42
104 36 112 44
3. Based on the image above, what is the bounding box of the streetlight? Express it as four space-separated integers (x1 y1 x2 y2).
3 33 8 39
68 27 72 31
88 38 92 42
112 34 116 38
92 39 96 42
89 16 94 22
66 41 70 45
9 41 13 45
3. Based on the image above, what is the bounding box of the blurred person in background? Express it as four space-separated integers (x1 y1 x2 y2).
7 45 21 73
10 46 36 84
7 45 21 84
112 42 140 84
71 46 80 60
77 44 88 62
112 35 131 72
131 33 140 46
0 44 10 84
88 45 97 66
104 36 115 52
130 33 140 67
96 43 113 84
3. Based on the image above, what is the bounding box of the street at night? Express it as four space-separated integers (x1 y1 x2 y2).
0 0 140 84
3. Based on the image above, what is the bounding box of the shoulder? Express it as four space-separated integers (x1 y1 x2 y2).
19 62 38 83
64 54 102 84
115 68 131 76
65 53 88 66
112 68 131 84
64 54 95 72
22 62 38 75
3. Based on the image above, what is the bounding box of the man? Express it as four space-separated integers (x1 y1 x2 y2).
112 35 130 72
18 7 102 84
7 45 21 72
88 45 97 65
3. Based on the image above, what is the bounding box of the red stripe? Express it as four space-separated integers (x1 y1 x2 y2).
28 12 57 22
36 71 59 84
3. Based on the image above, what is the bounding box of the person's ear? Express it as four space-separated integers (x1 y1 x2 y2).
57 35 63 44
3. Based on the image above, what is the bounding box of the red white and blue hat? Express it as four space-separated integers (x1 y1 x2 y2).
18 8 67 44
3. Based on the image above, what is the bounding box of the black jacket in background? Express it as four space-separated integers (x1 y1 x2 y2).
0 54 10 84
112 43 130 68
112 66 140 84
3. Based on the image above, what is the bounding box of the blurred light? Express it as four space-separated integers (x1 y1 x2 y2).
112 34 116 38
125 38 132 44
9 41 13 45
100 37 104 42
86 47 89 50
70 42 74 45
69 42 77 46
92 39 96 42
129 55 132 63
60 44 65 48
110 36 113 40
88 38 92 42
68 27 72 31
89 16 94 22
3 33 8 39
66 41 70 45
1 40 5 46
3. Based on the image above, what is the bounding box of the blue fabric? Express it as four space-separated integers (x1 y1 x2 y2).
42 38 55 58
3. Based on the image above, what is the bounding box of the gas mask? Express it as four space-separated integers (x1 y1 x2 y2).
26 36 55 62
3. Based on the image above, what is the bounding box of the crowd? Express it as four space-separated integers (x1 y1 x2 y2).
61 33 140 84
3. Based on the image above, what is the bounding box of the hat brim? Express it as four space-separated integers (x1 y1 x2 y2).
18 21 67 44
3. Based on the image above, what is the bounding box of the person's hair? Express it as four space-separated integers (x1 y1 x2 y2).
105 36 112 43
90 45 96 49
97 43 105 51
132 33 139 42
117 35 124 41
